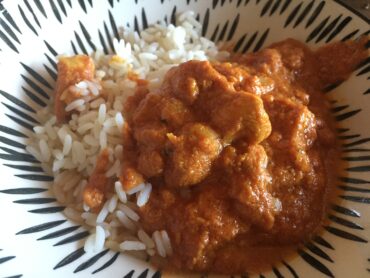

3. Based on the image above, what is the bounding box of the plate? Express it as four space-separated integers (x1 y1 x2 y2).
0 0 369 277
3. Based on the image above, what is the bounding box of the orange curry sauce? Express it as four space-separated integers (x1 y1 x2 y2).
74 37 367 274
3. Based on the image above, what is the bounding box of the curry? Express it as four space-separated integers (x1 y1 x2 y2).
79 37 368 274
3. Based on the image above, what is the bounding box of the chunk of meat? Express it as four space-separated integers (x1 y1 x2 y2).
162 60 232 105
83 149 110 210
137 149 164 178
263 96 317 172
316 117 336 146
55 55 95 122
270 39 307 71
124 85 150 121
133 123 168 178
235 46 302 100
219 145 275 229
138 188 177 231
269 39 321 91
213 62 275 95
171 187 247 270
165 123 222 188
206 92 272 144
133 122 168 149
236 48 285 76
160 96 195 128
267 162 326 244
132 92 164 126
140 184 248 271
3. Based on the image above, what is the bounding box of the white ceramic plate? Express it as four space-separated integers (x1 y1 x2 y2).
0 0 369 277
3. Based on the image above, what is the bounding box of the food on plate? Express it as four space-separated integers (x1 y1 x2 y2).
55 55 97 123
27 12 368 275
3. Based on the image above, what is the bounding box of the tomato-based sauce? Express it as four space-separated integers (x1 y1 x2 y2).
81 37 368 274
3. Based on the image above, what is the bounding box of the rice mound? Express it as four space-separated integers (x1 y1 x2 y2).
27 12 229 259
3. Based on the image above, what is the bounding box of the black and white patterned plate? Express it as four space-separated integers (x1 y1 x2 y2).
0 0 369 277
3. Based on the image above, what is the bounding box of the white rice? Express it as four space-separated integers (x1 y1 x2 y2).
63 174 81 192
75 81 88 89
26 145 43 162
161 230 173 256
98 104 106 124
153 231 166 257
94 226 106 252
83 212 98 227
96 200 110 223
84 233 96 253
62 134 72 155
39 139 51 162
107 195 118 213
27 12 228 260
115 112 124 128
63 207 83 222
138 229 155 249
99 130 107 149
116 211 136 231
137 183 152 207
115 181 127 203
65 99 85 112
33 126 45 134
120 241 146 251
118 203 140 222
105 159 120 177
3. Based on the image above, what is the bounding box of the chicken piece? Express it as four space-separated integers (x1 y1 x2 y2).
208 92 272 144
316 117 336 146
213 62 275 95
269 38 322 91
132 92 164 126
165 123 222 188
139 184 247 271
124 85 150 121
83 149 110 210
220 145 275 229
291 106 317 150
270 39 307 71
138 188 177 232
263 96 317 172
162 60 272 145
55 55 96 122
162 60 232 105
133 122 168 149
160 96 195 129
235 44 315 102
132 122 168 178
137 149 164 178
236 48 284 76
170 185 247 271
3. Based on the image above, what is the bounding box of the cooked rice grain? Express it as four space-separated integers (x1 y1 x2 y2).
120 241 146 251
116 211 137 231
138 229 155 249
115 181 127 203
137 183 152 207
153 231 166 258
96 200 110 223
95 226 106 252
65 99 85 112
